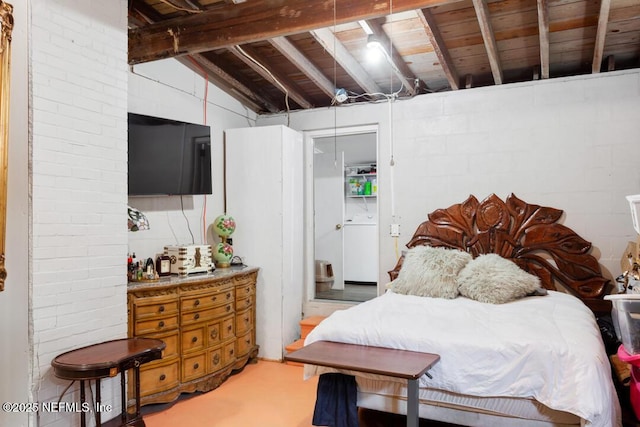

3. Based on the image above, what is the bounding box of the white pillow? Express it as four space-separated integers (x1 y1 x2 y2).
390 246 472 299
457 254 545 304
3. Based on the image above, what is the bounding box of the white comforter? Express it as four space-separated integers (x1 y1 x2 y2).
304 290 621 427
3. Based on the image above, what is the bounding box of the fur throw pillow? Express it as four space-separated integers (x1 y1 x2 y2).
457 254 545 304
390 246 472 299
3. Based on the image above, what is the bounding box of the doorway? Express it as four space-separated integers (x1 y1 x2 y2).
305 125 378 303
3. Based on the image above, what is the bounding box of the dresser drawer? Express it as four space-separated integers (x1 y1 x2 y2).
134 299 179 320
181 303 233 326
182 352 207 382
235 282 255 300
236 294 253 312
207 347 223 373
134 315 179 335
235 308 253 335
235 272 256 286
139 360 179 397
181 286 234 311
145 330 179 361
223 341 236 366
236 330 254 357
182 325 205 354
207 315 234 345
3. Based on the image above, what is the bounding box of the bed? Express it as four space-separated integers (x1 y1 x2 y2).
304 194 622 427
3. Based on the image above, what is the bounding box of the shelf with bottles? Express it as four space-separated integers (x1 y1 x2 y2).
345 163 377 198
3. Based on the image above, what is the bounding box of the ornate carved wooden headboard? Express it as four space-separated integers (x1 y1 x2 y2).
388 194 612 315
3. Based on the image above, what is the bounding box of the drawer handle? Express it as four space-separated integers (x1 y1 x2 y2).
213 354 220 365
159 374 166 381
244 317 249 324
193 363 199 370
246 338 251 344
245 299 251 307
194 299 200 307
210 329 218 339
227 325 232 332
226 305 231 312
229 349 234 356
212 296 217 301
191 336 198 343
194 313 200 320
158 305 165 313
158 321 165 328
226 292 231 299
246 286 250 293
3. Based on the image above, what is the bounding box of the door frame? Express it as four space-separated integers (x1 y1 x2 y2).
303 124 379 314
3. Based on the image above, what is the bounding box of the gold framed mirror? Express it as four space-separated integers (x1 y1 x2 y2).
0 1 13 291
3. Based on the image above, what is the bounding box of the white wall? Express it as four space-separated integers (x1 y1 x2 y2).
30 1 129 426
127 60 258 261
257 70 640 310
0 1 31 426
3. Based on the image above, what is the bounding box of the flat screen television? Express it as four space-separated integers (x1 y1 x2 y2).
128 113 212 196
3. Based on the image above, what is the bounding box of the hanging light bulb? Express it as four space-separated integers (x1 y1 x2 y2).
366 34 385 63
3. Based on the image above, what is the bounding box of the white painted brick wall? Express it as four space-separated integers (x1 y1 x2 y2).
30 1 128 426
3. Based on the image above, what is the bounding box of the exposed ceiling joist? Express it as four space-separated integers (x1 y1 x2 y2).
364 18 418 96
592 0 612 73
416 9 460 90
227 45 314 109
472 0 504 85
269 36 335 101
182 53 280 113
537 0 550 79
311 27 383 98
128 0 459 64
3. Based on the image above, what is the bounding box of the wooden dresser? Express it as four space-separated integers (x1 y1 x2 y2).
127 267 258 406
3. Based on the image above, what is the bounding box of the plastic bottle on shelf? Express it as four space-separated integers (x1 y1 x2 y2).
372 178 377 195
349 178 358 195
358 177 366 195
364 180 372 195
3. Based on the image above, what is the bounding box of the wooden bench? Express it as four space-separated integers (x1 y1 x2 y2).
284 340 440 427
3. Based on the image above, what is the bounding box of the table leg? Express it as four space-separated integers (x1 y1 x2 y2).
80 380 86 427
95 378 101 426
134 366 141 419
120 370 127 424
406 378 419 427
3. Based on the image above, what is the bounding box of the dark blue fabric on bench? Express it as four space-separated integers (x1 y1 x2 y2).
312 373 359 427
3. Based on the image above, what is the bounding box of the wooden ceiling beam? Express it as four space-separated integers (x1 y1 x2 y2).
365 18 418 96
128 0 164 26
183 53 280 113
269 37 336 101
592 0 612 73
311 27 383 97
536 0 550 79
471 0 503 85
416 9 460 90
227 45 314 110
129 0 460 64
161 0 203 13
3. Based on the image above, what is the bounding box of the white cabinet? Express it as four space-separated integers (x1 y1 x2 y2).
343 224 377 283
224 125 303 361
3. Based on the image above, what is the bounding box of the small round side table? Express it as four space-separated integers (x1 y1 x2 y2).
51 337 165 427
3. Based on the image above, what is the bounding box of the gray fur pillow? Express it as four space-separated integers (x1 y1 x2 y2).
457 254 545 304
390 246 472 299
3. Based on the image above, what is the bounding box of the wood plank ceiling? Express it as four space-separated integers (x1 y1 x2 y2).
128 0 640 114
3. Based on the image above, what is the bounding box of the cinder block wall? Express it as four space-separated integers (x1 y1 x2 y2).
30 1 129 425
257 70 640 290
